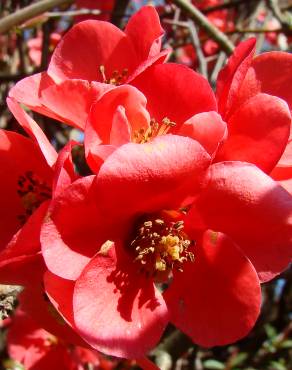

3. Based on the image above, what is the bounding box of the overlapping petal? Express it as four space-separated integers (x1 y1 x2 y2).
42 135 211 280
7 97 57 167
236 51 292 112
178 111 227 156
216 94 291 173
164 230 261 347
9 74 110 130
189 161 292 282
0 130 52 249
216 38 256 119
41 176 101 280
131 63 217 126
48 6 166 83
0 202 48 286
73 241 168 358
124 5 164 62
19 287 86 347
85 85 150 171
95 135 211 217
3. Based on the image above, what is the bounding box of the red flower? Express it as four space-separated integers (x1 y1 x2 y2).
83 44 291 184
41 128 292 358
7 307 108 370
0 108 89 346
84 63 220 172
9 6 168 131
0 96 80 289
215 38 292 195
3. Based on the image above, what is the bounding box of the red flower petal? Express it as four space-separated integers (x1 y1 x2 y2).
19 287 86 346
44 270 80 332
41 176 102 280
7 309 55 369
73 241 168 358
125 6 164 62
271 166 292 194
178 111 227 156
0 254 45 287
236 51 292 111
96 135 211 217
131 63 217 126
85 85 149 171
164 230 261 347
52 141 79 199
189 161 292 282
0 201 48 286
8 73 67 123
216 94 291 173
9 73 111 130
6 97 57 167
216 38 256 119
39 78 112 130
48 20 138 82
0 130 52 249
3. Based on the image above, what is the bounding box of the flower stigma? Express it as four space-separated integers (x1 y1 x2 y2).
130 213 194 281
99 65 128 85
17 171 51 225
133 117 176 144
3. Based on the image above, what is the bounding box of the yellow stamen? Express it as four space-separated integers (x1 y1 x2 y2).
130 215 194 281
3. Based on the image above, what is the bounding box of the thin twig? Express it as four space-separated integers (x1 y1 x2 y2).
267 0 292 32
210 51 226 86
164 19 284 34
171 0 235 55
46 8 101 17
0 0 74 34
187 20 208 78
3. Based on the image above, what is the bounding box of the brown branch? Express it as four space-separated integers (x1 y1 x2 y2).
203 0 256 14
110 0 130 28
171 0 235 55
0 0 74 34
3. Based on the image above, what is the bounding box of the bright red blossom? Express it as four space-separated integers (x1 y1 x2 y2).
7 308 113 370
34 37 292 359
41 131 292 358
8 6 168 131
215 38 292 195
1 8 292 362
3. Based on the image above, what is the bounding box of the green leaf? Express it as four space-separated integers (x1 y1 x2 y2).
230 352 248 367
203 359 225 369
3 359 25 370
264 324 277 339
269 360 286 370
279 340 292 348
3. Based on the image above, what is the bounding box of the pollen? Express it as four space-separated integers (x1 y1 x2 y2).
130 215 194 280
99 65 128 85
17 171 51 225
132 117 176 144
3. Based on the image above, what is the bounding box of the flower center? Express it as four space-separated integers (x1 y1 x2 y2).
130 213 194 280
99 65 128 85
17 171 51 225
132 117 176 144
